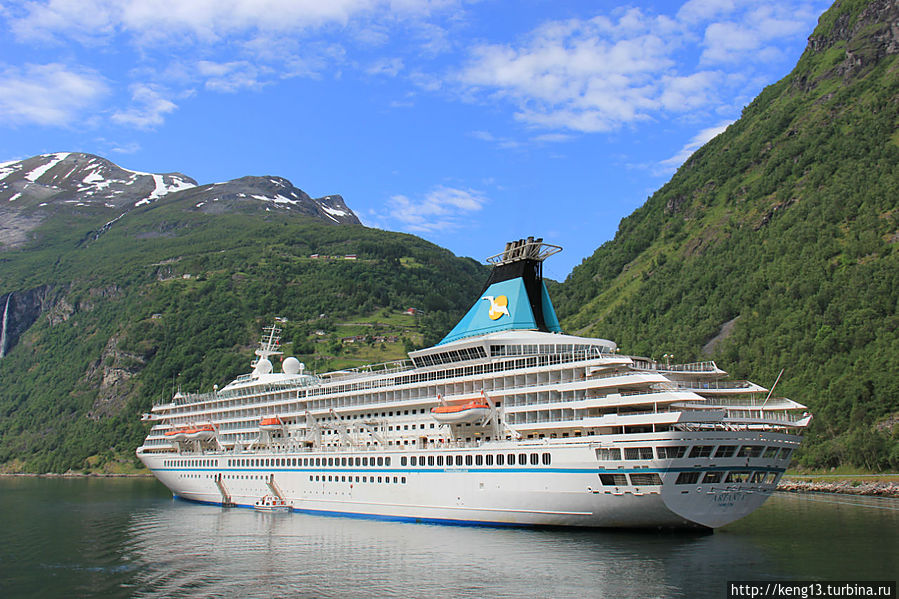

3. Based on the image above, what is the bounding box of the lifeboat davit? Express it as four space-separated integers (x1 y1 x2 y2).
430 400 491 424
259 416 283 430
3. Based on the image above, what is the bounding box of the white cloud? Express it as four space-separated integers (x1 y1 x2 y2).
111 84 177 129
366 57 404 77
11 0 454 44
0 63 108 126
197 60 266 92
658 121 732 172
454 1 827 134
382 185 487 232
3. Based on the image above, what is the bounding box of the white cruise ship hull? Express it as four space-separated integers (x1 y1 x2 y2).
139 430 800 529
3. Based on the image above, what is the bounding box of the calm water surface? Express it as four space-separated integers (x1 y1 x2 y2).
1 477 896 598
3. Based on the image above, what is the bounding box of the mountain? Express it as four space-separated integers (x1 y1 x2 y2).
555 0 899 470
0 154 483 473
0 152 359 252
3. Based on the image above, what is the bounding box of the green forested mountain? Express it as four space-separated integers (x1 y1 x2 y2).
555 0 899 470
0 171 485 473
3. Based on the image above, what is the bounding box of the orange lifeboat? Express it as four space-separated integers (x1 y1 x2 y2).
186 424 215 441
260 416 283 430
430 400 491 424
164 427 190 442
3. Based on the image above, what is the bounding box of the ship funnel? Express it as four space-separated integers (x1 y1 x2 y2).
438 237 563 345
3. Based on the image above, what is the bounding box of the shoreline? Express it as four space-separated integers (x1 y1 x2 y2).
0 472 154 478
777 478 899 498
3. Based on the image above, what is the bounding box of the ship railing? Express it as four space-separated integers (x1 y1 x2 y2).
318 359 415 382
659 380 756 391
631 359 720 373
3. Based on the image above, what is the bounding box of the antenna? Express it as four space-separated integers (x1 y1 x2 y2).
762 368 784 406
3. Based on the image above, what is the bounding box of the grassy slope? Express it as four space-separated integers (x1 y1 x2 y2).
554 0 899 470
0 197 486 473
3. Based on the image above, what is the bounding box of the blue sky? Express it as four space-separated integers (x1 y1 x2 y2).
0 0 831 278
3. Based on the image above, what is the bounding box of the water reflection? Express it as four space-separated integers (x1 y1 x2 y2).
1 478 896 599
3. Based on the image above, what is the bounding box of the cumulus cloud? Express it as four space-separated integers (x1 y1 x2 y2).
111 84 177 129
0 63 108 126
383 185 487 232
454 1 827 133
658 121 732 172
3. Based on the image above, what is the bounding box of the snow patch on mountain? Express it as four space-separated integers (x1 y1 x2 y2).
24 153 70 182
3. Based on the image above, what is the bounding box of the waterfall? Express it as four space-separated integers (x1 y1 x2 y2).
0 294 9 358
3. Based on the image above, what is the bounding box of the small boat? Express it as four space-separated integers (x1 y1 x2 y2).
186 424 215 441
430 400 491 424
163 427 189 442
254 495 290 512
259 416 283 430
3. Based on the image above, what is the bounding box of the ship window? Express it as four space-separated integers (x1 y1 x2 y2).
385 457 391 466
485 455 493 466
518 453 527 465
599 474 628 486
412 456 419 466
355 457 361 466
401 457 408 466
428 456 435 466
309 476 313 481
779 448 793 460
402 477 406 484
657 446 685 459
596 448 621 461
341 458 347 466
764 447 780 459
624 447 653 460
703 472 722 483
328 476 332 481
456 455 463 466
465 455 473 466
631 473 662 486
377 457 384 466
714 445 736 458
393 476 398 483
475 455 483 466
725 471 750 483
437 456 444 466
377 476 383 483
738 445 763 458
507 454 515 465
496 454 504 466
676 472 700 485
689 446 713 458
530 453 539 465
362 457 368 466
542 453 551 465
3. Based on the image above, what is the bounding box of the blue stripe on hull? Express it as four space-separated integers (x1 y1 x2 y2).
172 495 538 528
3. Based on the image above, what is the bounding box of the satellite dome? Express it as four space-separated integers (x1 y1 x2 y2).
282 356 303 375
254 357 273 375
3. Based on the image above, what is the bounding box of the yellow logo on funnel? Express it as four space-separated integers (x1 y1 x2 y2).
482 295 510 320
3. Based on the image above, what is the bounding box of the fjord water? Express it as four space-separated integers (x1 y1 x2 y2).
1 478 896 598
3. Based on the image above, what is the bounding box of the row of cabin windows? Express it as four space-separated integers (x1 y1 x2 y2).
165 459 217 468
674 471 780 485
413 346 487 367
596 445 792 461
225 456 392 468
311 475 406 484
598 470 780 487
399 452 552 467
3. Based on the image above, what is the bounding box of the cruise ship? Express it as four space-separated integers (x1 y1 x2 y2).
137 237 811 529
